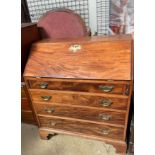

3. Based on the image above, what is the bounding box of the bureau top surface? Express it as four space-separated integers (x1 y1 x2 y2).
24 35 133 80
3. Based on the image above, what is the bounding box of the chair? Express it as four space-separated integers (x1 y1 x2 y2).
37 8 90 39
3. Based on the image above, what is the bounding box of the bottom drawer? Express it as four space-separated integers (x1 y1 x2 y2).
39 116 124 141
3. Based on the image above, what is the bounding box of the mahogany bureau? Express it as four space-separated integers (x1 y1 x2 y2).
24 35 133 154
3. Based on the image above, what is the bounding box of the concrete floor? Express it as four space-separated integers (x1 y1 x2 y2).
21 123 120 155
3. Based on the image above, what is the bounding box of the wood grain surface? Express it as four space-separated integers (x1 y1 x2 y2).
21 23 40 125
30 89 128 110
34 103 126 126
29 80 126 95
21 98 31 111
21 110 36 124
24 35 132 80
21 86 27 98
39 116 125 141
23 35 133 155
21 23 40 74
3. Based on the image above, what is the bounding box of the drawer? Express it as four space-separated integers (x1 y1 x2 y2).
21 98 31 111
35 103 126 126
30 90 128 110
39 116 124 141
28 79 128 95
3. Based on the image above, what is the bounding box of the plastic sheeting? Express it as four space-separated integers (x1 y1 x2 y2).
110 0 134 34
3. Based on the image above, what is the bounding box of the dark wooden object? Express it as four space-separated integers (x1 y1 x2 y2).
127 93 134 154
21 23 40 73
21 23 40 124
24 35 133 154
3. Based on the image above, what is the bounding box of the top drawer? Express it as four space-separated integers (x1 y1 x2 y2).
28 79 130 95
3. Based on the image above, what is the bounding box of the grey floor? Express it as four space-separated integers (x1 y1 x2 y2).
21 123 120 155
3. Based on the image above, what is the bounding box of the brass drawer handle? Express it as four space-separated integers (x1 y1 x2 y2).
50 120 62 126
45 108 55 113
102 128 110 135
41 96 52 101
99 113 112 121
40 82 48 89
98 85 114 92
100 99 112 107
50 121 57 126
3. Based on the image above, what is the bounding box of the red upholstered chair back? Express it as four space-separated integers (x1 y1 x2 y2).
37 9 90 39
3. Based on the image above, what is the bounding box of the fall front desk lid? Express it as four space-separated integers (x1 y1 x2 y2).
24 35 133 80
